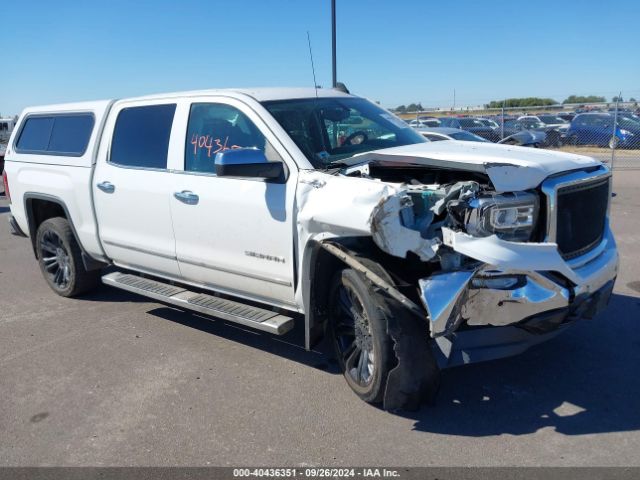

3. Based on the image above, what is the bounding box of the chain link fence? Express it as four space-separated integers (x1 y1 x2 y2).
399 101 640 170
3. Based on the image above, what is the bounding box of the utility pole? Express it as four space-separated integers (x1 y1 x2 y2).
453 88 456 111
331 0 337 88
611 91 621 168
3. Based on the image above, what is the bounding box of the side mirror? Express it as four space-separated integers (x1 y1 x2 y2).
215 148 284 180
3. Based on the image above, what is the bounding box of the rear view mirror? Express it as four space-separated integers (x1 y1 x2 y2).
215 148 284 180
322 107 351 122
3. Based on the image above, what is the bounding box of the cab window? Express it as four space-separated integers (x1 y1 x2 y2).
185 103 281 174
16 114 94 155
110 104 176 169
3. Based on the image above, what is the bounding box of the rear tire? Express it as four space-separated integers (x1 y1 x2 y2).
36 217 100 297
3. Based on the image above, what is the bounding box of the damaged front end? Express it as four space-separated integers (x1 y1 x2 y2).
359 162 617 367
295 143 617 409
358 158 618 356
297 153 616 403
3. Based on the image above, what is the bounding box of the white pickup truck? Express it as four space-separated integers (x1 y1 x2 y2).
3 88 618 410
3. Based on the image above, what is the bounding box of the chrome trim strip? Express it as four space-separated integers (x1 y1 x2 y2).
177 256 292 287
102 239 177 260
565 228 610 269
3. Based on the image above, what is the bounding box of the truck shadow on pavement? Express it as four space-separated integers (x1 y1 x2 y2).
142 290 639 437
146 305 341 373
81 285 154 304
404 292 640 436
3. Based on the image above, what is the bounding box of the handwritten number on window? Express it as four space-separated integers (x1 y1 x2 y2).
191 133 242 158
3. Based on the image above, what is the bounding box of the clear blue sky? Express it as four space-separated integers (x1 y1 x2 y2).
2 0 639 115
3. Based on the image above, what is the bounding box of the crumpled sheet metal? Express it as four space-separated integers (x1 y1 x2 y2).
369 194 441 261
418 271 475 337
296 170 445 262
296 170 397 239
441 227 582 284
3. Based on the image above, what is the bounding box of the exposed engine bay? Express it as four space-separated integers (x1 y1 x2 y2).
345 162 541 269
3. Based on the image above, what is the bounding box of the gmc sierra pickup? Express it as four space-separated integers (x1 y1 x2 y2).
3 88 618 410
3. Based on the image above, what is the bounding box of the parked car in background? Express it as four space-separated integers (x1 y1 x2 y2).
409 117 440 128
418 116 441 126
0 144 6 176
535 114 570 138
616 111 640 123
498 130 546 147
476 118 500 129
417 127 491 142
557 112 576 122
438 117 499 142
507 117 562 146
0 118 17 143
566 113 640 148
534 115 570 128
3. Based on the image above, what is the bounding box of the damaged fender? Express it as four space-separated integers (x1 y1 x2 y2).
369 193 441 261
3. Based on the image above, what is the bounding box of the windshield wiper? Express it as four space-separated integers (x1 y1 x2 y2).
328 159 350 167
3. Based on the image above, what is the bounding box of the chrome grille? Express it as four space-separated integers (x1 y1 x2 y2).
542 168 611 260
556 177 610 259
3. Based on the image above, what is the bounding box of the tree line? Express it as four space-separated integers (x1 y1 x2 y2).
392 95 636 112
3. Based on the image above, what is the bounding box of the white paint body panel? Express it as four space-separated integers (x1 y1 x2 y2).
357 141 600 192
166 96 298 307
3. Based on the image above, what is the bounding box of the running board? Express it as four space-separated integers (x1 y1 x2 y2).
102 272 294 335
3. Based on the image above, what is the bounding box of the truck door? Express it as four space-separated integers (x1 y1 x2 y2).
168 98 297 308
93 101 181 277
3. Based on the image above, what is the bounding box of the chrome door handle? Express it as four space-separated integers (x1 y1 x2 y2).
97 181 115 194
174 190 199 205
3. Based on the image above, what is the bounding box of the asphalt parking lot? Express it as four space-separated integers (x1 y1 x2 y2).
1 170 639 467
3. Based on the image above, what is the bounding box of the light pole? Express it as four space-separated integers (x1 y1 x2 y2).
331 0 337 88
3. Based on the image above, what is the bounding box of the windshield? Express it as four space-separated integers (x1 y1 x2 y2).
618 113 640 123
458 118 486 128
449 131 490 142
478 119 498 128
521 120 545 129
538 115 567 124
618 117 640 129
262 97 426 168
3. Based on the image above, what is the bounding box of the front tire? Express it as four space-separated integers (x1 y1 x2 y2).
36 217 100 297
329 268 395 404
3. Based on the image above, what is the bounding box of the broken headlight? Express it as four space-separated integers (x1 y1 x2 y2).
465 191 539 241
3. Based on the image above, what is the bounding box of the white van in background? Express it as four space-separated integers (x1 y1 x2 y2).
0 117 17 143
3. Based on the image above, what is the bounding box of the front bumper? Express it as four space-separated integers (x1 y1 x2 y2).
419 226 618 366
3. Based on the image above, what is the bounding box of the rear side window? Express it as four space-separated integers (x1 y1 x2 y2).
110 104 176 169
16 114 94 155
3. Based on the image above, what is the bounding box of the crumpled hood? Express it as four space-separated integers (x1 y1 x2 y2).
356 141 601 192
